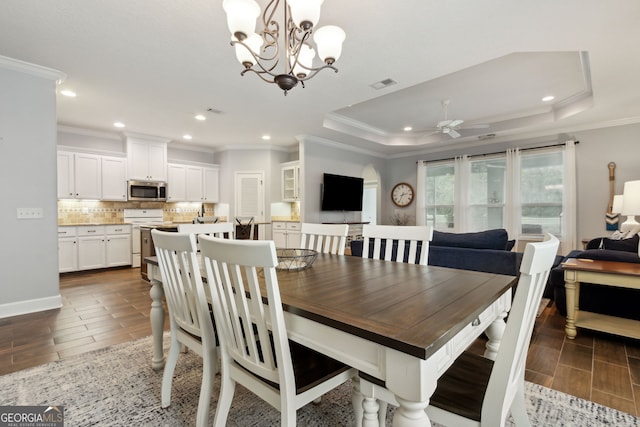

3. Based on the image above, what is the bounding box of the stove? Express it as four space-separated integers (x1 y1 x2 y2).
124 209 164 267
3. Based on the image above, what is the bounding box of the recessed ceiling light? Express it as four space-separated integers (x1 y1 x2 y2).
195 114 206 121
261 135 271 141
183 134 193 140
542 95 555 102
60 90 76 97
113 122 125 128
403 126 413 132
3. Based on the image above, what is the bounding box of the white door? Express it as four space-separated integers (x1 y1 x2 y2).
235 172 265 237
362 185 377 225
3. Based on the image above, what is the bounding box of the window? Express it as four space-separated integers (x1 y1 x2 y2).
423 162 455 230
418 143 575 251
468 156 506 232
519 150 563 235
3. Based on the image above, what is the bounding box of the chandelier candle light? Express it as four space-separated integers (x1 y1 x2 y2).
222 0 346 95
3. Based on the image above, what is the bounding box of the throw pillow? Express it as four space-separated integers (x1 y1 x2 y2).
431 229 508 250
505 240 516 251
587 234 639 253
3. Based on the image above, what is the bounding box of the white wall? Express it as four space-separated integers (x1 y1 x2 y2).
0 57 64 318
572 123 640 241
300 137 386 224
215 147 290 221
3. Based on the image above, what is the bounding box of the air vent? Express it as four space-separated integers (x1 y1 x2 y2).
370 78 397 90
478 133 496 140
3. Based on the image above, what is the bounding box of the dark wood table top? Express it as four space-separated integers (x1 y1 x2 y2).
562 258 640 276
145 253 516 359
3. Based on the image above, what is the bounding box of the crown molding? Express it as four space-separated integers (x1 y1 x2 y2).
0 55 66 82
58 124 123 141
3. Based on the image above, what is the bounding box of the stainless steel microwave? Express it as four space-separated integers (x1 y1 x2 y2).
127 180 167 201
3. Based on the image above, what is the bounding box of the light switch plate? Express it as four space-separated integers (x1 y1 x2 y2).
17 207 43 219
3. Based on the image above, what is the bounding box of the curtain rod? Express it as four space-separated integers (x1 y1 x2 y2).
417 140 579 164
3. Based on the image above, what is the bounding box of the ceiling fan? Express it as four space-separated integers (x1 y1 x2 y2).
424 99 489 139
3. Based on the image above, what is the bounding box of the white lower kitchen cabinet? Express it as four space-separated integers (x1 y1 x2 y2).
105 225 132 267
58 225 131 272
58 226 78 272
272 221 301 248
78 226 106 270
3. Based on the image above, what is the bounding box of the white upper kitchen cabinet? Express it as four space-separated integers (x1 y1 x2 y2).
281 161 300 201
203 166 219 203
169 163 219 202
57 151 75 199
57 151 101 199
167 163 187 201
101 155 127 201
185 165 204 202
127 137 168 181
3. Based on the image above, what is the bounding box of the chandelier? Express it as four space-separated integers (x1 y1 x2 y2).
222 0 346 95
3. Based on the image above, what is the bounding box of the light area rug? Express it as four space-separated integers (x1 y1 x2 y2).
1 334 638 426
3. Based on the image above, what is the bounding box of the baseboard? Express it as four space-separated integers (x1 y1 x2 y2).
0 295 62 319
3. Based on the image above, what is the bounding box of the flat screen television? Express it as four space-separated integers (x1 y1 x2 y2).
321 173 364 211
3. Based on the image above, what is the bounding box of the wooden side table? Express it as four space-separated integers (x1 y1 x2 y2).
562 258 640 339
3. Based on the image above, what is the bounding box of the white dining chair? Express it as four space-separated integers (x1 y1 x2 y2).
177 222 235 239
362 224 434 265
151 230 217 427
300 223 349 255
360 233 560 427
198 235 357 427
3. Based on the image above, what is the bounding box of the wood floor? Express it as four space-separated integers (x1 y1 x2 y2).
1 267 639 417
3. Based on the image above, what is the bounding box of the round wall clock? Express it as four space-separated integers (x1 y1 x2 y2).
391 182 414 207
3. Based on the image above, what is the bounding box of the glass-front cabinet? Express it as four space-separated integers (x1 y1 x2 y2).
281 161 300 202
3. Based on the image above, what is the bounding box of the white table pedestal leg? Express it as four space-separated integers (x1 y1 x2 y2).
362 396 379 427
484 311 507 360
392 396 430 426
149 277 166 370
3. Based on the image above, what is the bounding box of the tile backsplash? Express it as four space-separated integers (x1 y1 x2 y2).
57 200 216 225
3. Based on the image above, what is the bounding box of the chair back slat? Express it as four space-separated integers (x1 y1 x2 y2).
482 233 559 424
178 222 235 239
362 224 433 265
151 230 210 338
199 236 292 387
300 223 349 255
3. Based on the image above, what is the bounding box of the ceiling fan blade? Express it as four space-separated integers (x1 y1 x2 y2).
448 119 464 128
462 123 490 129
448 129 461 138
437 119 452 128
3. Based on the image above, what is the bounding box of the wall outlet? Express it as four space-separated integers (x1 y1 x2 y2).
17 207 44 219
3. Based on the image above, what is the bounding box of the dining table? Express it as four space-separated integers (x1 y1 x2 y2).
144 252 516 426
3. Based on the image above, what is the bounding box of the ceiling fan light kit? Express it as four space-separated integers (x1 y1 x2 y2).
222 0 346 95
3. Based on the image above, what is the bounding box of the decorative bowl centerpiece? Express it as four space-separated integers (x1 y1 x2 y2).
275 248 318 271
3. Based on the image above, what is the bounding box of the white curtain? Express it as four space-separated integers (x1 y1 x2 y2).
416 161 426 226
505 148 521 242
562 140 578 253
454 155 469 232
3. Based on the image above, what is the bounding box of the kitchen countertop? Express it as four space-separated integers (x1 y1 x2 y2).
58 222 132 227
271 217 300 222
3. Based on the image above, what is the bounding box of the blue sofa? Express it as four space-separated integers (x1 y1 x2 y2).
550 234 640 320
350 228 524 277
